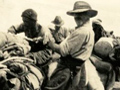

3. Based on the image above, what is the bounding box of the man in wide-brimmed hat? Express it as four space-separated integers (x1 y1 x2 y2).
45 1 104 90
50 16 70 44
52 16 64 27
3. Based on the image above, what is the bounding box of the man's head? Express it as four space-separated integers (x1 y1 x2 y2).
52 16 64 29
67 1 97 26
21 9 37 27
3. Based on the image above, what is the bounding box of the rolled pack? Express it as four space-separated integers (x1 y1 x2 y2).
94 37 114 58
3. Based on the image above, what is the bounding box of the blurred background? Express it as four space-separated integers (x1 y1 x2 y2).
0 0 120 36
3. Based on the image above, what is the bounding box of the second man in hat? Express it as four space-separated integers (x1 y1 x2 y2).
50 16 70 44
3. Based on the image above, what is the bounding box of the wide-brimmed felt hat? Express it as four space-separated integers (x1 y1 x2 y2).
67 1 98 17
52 16 64 26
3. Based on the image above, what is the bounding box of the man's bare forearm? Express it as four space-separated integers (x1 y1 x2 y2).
49 42 61 54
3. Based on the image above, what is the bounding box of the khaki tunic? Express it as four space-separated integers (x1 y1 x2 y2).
50 27 70 44
60 22 94 61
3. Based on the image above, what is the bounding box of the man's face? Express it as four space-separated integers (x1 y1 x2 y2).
55 25 60 30
22 17 36 27
74 13 89 27
74 16 83 26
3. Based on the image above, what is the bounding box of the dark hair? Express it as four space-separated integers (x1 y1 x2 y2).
21 9 37 21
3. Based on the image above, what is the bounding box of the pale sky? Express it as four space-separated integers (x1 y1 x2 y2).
0 0 120 36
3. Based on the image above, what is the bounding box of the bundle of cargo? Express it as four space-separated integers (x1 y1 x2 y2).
94 37 114 59
0 57 44 90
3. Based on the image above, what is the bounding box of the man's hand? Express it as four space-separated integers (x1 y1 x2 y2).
33 37 43 43
48 39 55 49
24 37 34 42
48 39 61 54
43 32 50 45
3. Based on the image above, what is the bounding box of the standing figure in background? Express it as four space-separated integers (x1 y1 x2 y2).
49 16 70 44
49 16 70 60
48 16 71 78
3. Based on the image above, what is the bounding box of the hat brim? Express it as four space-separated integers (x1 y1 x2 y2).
67 9 98 17
51 21 64 26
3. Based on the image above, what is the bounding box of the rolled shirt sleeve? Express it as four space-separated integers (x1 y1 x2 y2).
63 27 70 38
59 30 87 57
8 24 24 34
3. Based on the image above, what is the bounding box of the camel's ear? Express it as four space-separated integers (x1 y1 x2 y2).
110 31 114 35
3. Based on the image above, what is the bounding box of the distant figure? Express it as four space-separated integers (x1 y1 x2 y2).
49 16 70 44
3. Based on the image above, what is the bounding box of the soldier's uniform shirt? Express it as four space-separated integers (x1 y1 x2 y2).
60 22 94 61
8 23 55 66
50 27 70 44
8 23 54 52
